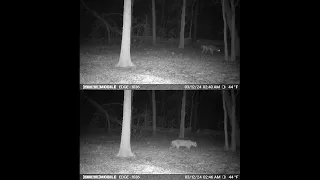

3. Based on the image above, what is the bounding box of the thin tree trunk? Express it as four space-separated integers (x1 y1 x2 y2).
189 0 196 38
179 90 186 138
179 0 186 48
152 90 156 136
161 0 166 28
152 0 156 45
222 0 229 61
230 0 236 62
117 90 135 157
222 91 229 151
190 91 195 131
230 90 236 152
145 105 148 127
193 91 200 131
192 0 199 42
161 91 166 117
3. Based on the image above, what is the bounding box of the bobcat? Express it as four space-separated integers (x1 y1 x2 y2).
201 45 220 55
170 139 197 150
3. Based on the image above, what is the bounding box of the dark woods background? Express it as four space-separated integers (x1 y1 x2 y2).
80 90 240 134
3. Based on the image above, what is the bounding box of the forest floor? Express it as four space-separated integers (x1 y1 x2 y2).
79 39 239 85
80 128 240 175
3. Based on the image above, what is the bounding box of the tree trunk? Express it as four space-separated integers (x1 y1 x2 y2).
179 90 186 138
230 90 237 152
193 91 200 131
161 91 166 117
222 90 229 151
145 105 148 127
230 0 236 62
152 0 156 45
178 0 186 48
192 0 199 42
161 0 166 28
131 90 134 116
131 0 134 37
189 0 196 38
117 90 135 157
222 0 229 61
223 0 240 58
223 90 239 151
190 91 195 131
116 0 135 67
152 90 156 136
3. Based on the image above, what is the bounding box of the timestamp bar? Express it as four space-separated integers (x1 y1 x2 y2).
80 84 239 90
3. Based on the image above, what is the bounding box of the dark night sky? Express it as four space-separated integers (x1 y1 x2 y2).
80 90 240 131
80 0 240 41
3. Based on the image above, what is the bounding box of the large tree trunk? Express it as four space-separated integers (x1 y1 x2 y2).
179 90 186 138
222 0 240 59
152 90 156 136
116 0 135 67
117 90 135 157
178 0 186 48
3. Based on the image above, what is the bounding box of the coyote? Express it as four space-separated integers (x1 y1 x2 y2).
201 45 220 55
170 139 197 150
